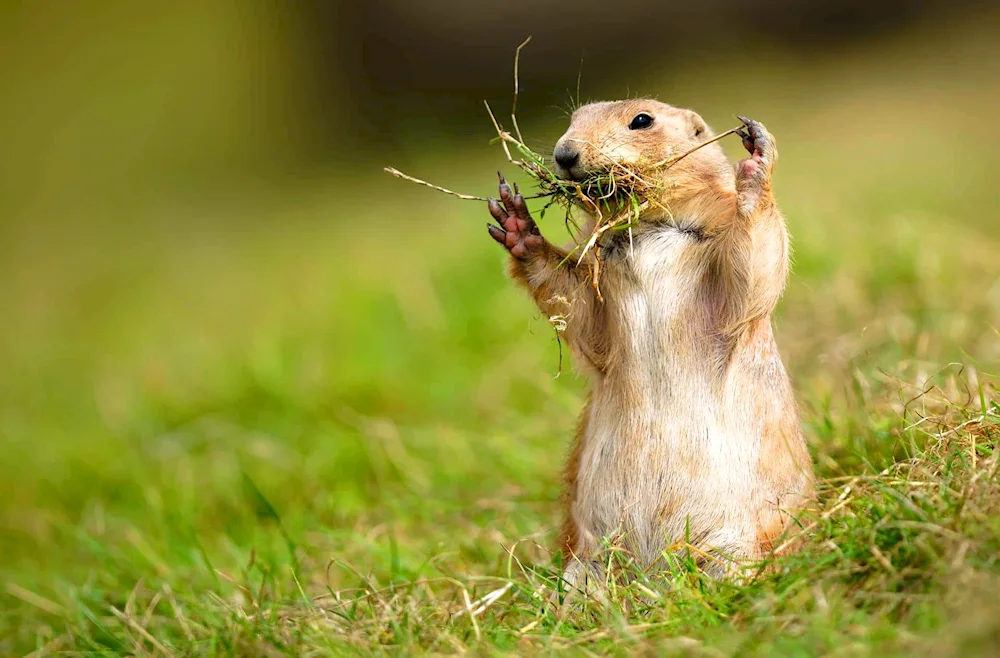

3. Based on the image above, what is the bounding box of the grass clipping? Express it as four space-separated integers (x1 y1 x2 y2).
385 37 742 301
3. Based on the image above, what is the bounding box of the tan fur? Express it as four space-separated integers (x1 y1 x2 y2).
503 100 814 584
559 395 590 557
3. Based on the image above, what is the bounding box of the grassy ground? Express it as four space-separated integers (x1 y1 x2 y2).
3 15 1000 657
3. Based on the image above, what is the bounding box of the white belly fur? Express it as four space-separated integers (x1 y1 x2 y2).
572 228 770 567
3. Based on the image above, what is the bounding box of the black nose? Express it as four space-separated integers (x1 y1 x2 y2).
554 146 579 170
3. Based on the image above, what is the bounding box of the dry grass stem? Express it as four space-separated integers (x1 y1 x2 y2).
511 36 531 145
382 167 490 201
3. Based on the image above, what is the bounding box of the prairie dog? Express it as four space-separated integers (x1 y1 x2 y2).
486 101 814 585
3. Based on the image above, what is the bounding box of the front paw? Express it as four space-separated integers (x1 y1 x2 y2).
735 115 776 183
486 172 545 260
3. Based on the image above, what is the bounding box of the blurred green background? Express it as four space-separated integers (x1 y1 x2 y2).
2 1 999 653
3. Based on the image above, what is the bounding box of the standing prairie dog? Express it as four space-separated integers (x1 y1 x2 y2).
486 101 814 586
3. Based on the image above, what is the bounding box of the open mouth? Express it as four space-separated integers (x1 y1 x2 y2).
553 164 586 182
555 161 607 184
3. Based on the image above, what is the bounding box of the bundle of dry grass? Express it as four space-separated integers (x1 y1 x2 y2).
385 38 743 294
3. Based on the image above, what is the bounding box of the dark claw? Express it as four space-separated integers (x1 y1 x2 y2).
498 181 516 213
512 193 531 221
735 128 753 154
737 116 761 142
487 197 506 223
488 172 542 255
487 223 507 244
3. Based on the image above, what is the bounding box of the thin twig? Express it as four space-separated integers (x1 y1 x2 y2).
384 166 551 202
575 56 584 110
511 36 532 145
591 253 603 302
484 100 516 164
653 125 745 169
383 168 490 201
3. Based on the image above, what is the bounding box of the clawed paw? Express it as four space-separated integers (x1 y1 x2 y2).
487 171 545 260
734 115 776 182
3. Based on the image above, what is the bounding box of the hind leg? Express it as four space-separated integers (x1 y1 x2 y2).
557 518 603 597
556 514 611 604
554 553 620 611
559 559 604 596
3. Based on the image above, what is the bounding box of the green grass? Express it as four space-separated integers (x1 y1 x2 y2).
3 15 1000 657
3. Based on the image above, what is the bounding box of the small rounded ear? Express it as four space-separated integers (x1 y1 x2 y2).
688 112 710 139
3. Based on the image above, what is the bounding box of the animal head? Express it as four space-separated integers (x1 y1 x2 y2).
552 100 735 211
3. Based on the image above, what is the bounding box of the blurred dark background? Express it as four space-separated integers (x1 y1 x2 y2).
315 0 975 153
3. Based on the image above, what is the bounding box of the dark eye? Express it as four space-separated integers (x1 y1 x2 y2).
629 113 654 130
